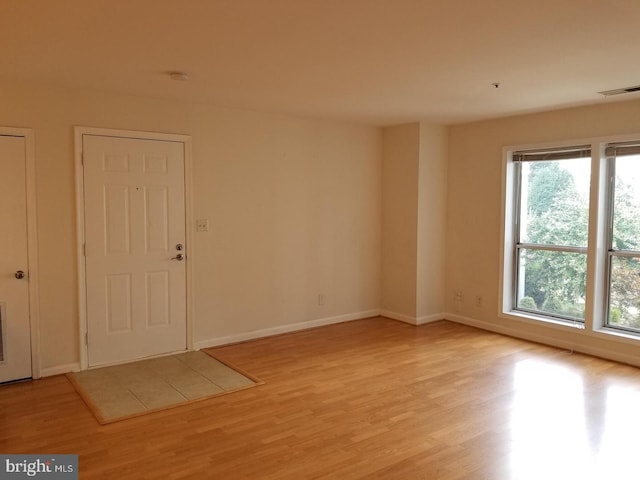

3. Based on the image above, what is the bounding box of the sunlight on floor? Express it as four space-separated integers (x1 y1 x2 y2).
510 359 640 480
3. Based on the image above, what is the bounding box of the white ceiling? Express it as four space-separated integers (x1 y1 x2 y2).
2 0 640 125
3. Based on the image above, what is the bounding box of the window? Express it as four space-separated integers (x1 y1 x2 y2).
512 146 591 322
605 142 640 333
503 136 640 339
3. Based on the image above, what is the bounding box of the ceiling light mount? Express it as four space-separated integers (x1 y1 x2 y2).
169 71 190 81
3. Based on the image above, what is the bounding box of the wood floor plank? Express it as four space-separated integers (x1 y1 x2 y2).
2 317 640 479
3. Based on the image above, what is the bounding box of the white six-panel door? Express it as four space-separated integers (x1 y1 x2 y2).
83 134 187 367
0 135 32 383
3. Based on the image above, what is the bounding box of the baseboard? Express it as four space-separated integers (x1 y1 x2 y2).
39 312 640 376
416 313 446 325
37 311 380 375
381 310 444 326
444 313 576 350
380 310 416 325
194 309 381 350
444 312 640 368
39 362 81 378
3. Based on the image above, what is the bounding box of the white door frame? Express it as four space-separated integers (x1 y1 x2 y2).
0 126 40 379
74 127 194 370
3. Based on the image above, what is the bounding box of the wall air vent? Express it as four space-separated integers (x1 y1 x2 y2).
598 85 640 96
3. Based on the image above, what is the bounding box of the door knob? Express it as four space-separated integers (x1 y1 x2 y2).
15 270 25 279
171 254 185 261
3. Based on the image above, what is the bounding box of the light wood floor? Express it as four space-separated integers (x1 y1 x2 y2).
2 317 640 479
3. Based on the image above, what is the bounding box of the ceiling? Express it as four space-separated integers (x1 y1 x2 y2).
2 0 640 126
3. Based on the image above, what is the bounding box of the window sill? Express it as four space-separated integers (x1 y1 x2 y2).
592 326 640 345
502 310 640 346
501 309 585 331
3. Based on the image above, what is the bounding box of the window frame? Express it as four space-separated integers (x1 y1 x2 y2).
603 142 640 334
500 134 640 343
509 146 591 324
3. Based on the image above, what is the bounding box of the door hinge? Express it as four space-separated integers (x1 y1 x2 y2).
85 332 88 346
83 243 86 256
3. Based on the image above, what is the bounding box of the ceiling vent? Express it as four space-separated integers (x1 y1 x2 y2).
598 85 640 96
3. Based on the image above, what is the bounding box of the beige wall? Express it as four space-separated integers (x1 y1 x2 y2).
5 75 639 374
0 80 382 373
417 122 447 319
381 122 447 322
381 124 419 318
446 98 640 363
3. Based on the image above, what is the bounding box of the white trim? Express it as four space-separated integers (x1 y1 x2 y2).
446 312 577 350
0 127 40 380
497 309 640 348
499 145 513 318
445 312 640 368
502 133 640 158
380 310 444 326
74 127 194 370
73 131 87 369
183 139 194 351
39 363 81 378
416 313 445 325
499 309 585 332
193 310 380 350
380 310 417 325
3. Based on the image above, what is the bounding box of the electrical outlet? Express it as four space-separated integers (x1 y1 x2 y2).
196 219 209 232
318 294 325 306
475 295 483 307
454 291 464 302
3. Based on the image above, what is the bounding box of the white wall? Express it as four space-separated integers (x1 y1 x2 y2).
446 98 640 365
0 80 382 373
